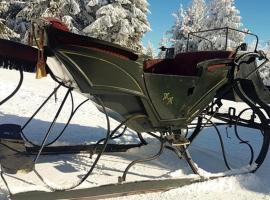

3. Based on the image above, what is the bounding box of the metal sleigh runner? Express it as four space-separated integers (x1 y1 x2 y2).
0 17 270 199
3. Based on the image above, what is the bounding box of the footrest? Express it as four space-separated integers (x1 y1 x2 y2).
166 134 190 147
0 124 34 174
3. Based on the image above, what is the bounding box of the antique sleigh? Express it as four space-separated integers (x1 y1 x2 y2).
0 18 269 199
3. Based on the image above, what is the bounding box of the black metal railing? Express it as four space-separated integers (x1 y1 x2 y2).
186 27 259 52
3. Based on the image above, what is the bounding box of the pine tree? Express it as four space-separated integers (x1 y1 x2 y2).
259 40 270 85
0 19 20 40
74 0 99 30
169 4 187 53
205 0 244 50
169 0 244 52
144 41 156 58
157 35 169 58
169 0 206 53
83 0 150 52
0 0 151 52
16 0 81 39
185 0 206 33
0 1 21 40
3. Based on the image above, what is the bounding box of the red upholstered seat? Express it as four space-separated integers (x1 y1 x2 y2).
144 51 232 76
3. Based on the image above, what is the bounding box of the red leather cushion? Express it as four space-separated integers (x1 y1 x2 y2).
43 17 70 32
144 51 232 76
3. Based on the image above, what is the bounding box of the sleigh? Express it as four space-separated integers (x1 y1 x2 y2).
0 18 270 199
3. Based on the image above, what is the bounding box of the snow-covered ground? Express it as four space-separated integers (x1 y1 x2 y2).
0 68 269 199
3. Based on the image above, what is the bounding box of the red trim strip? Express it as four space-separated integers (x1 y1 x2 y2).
207 64 227 72
43 17 70 32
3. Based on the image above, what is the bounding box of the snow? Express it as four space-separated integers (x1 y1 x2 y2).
0 68 270 200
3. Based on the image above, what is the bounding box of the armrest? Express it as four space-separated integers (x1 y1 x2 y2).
197 58 234 73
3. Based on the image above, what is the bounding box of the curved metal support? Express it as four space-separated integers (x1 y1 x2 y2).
233 80 270 172
201 117 231 170
21 83 62 131
180 146 200 175
47 68 73 89
107 126 127 141
166 145 200 175
92 115 147 156
234 108 256 165
186 27 259 52
22 90 91 147
0 66 23 106
34 88 72 163
136 132 148 145
120 133 165 182
20 85 70 147
44 96 90 147
188 116 203 144
64 97 111 190
0 170 11 196
34 96 112 191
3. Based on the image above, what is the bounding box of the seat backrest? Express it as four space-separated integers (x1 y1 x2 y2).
144 59 174 73
144 51 232 76
46 25 139 61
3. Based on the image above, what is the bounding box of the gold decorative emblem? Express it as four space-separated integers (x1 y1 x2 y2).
163 93 174 105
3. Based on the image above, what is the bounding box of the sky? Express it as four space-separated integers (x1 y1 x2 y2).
142 0 270 50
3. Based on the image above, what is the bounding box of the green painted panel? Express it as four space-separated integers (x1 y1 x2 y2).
144 73 199 120
63 52 143 95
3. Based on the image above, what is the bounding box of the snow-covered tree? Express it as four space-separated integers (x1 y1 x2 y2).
157 35 169 58
83 0 151 52
183 0 206 35
0 0 151 52
16 0 82 40
73 0 100 30
265 40 270 52
0 1 9 18
169 0 206 53
204 0 245 50
168 0 245 53
0 19 19 40
144 41 156 58
258 40 270 85
169 4 186 53
0 1 19 40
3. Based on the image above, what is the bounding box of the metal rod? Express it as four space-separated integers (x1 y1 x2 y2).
188 116 203 143
201 117 231 170
187 27 259 52
21 83 62 131
234 108 255 165
0 170 11 196
180 146 200 175
34 88 72 163
63 97 111 190
121 133 165 182
233 80 270 172
33 96 111 191
92 115 147 156
0 66 23 106
225 27 229 50
137 132 148 145
186 34 190 52
44 97 90 147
